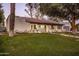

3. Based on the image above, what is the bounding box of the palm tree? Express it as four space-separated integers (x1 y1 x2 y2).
9 3 15 37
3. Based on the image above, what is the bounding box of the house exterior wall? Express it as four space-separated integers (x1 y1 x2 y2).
62 25 71 32
29 24 63 33
30 24 46 33
6 17 63 33
14 18 31 33
6 17 31 33
62 21 71 32
50 25 63 32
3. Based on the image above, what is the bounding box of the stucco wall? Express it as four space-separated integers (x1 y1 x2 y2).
6 17 63 33
14 18 31 33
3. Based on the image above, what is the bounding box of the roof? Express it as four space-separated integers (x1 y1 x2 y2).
16 16 63 25
25 18 63 25
7 16 64 25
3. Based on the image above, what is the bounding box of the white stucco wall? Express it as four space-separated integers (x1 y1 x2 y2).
14 18 31 33
6 16 63 33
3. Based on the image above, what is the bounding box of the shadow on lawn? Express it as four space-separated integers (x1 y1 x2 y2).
71 52 79 56
0 36 8 56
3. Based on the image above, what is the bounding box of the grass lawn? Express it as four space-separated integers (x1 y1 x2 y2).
0 33 79 56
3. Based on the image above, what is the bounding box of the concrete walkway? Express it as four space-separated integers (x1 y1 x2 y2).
52 33 79 39
59 34 79 38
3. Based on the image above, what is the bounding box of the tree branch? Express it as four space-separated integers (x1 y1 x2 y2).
25 9 31 16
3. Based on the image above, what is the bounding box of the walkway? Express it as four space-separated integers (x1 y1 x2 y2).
52 33 79 39
59 33 79 38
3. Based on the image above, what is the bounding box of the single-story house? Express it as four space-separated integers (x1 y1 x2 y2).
62 20 71 32
6 16 64 33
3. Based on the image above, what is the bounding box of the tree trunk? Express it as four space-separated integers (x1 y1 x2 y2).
71 16 77 34
9 3 15 37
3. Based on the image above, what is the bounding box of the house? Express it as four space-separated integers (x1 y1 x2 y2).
49 17 71 32
6 16 64 33
62 20 71 32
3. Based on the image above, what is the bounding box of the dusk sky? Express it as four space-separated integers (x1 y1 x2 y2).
2 3 29 19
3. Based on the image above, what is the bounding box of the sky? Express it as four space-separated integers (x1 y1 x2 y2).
2 3 30 19
2 3 49 20
2 3 79 24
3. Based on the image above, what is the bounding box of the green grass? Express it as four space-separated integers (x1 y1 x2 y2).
0 33 79 56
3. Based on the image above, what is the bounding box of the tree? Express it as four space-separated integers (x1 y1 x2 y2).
0 4 5 26
25 3 40 18
62 4 79 33
39 3 79 33
9 3 15 37
25 3 33 18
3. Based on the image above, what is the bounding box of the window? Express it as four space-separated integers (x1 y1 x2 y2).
31 25 33 29
39 25 41 28
34 25 36 29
